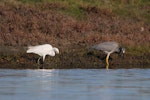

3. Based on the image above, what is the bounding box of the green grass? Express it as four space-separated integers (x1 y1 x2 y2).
126 46 150 55
4 0 149 22
112 0 150 23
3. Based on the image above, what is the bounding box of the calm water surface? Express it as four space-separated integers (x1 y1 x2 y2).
0 69 150 100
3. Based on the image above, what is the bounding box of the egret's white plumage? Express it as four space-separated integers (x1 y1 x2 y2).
27 44 59 64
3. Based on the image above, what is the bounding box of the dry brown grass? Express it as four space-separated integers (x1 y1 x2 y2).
0 2 149 50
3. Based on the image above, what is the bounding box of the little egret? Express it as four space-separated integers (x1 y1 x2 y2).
91 41 125 70
27 44 59 64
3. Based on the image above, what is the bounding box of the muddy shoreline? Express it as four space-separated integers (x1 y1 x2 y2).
0 46 149 69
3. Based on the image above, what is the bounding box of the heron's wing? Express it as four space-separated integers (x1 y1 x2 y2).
92 42 119 53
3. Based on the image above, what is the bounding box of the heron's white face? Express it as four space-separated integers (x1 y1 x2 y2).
53 47 59 54
122 48 125 53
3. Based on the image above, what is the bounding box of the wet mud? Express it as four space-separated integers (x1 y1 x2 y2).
0 46 149 69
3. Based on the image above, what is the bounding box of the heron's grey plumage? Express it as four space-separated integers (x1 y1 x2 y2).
91 41 125 70
91 41 120 53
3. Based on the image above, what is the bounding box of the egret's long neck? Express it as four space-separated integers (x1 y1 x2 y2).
53 47 59 54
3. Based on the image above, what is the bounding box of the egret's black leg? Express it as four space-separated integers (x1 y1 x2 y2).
37 57 45 69
37 57 41 65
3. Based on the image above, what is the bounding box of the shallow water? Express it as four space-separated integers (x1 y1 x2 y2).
0 69 150 100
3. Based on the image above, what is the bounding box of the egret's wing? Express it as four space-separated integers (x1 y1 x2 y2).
27 44 53 56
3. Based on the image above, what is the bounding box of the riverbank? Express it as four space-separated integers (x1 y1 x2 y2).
0 0 149 69
0 46 149 69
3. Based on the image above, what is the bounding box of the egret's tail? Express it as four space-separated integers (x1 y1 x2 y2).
27 49 32 53
27 46 34 49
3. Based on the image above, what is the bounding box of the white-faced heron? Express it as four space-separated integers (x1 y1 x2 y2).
91 41 125 70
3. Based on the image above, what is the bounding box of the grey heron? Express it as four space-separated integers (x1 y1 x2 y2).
91 41 125 70
27 44 59 64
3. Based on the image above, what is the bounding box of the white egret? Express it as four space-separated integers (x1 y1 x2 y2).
27 44 59 64
91 41 125 70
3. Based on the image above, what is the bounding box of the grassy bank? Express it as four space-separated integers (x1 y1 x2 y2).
2 0 150 22
0 0 149 69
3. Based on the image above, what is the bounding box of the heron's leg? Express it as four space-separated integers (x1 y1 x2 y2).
106 53 111 70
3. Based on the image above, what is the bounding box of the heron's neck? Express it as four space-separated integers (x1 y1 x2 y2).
118 47 123 54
